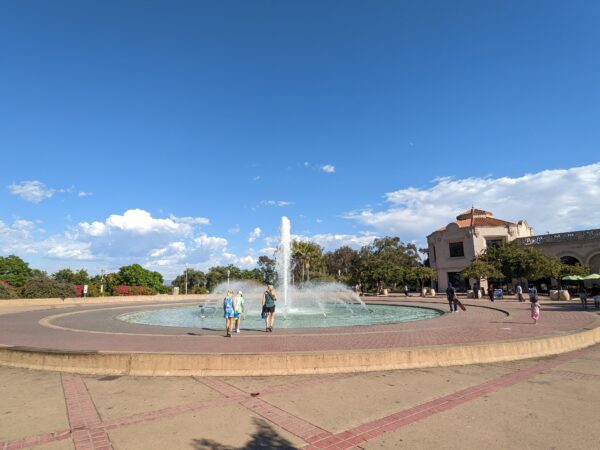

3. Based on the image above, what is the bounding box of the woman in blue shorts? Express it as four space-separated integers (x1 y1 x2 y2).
223 290 235 337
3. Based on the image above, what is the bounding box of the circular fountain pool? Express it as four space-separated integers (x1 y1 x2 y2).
118 304 443 330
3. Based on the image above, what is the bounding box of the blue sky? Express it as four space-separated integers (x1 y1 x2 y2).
1 1 599 277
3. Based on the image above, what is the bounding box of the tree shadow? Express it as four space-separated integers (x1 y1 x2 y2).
191 418 297 450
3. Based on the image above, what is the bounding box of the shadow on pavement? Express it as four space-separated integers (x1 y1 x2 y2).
192 418 297 450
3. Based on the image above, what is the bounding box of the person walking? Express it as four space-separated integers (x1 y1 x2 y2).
579 285 588 309
528 285 538 302
262 284 277 332
591 284 600 310
404 284 409 297
223 290 235 337
516 283 524 302
488 284 495 302
530 296 541 324
234 290 245 333
446 282 458 313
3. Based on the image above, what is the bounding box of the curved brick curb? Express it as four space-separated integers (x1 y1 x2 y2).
1 297 599 376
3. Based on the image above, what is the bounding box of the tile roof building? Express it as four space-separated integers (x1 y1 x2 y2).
427 208 533 291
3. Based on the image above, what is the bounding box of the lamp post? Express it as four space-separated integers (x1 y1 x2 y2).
185 264 188 295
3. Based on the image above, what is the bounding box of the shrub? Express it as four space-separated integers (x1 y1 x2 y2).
21 277 77 299
114 285 156 296
0 281 18 299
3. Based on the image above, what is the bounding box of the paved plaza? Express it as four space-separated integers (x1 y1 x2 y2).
1 296 599 449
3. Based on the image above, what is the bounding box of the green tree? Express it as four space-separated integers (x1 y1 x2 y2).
460 258 503 281
356 237 420 292
257 255 276 284
53 268 90 285
172 268 207 293
324 246 359 281
206 265 237 291
408 265 438 290
292 241 324 282
0 255 33 287
116 264 164 291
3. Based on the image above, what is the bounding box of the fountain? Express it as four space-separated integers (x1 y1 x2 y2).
119 217 442 329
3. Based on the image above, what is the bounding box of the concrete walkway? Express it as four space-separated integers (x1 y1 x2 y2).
1 344 599 449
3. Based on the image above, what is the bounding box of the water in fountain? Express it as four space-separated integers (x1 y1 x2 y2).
277 216 291 311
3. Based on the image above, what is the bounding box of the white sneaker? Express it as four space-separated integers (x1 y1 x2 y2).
236 329 240 333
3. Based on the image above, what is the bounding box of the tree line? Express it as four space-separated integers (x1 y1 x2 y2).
460 241 589 287
0 236 436 299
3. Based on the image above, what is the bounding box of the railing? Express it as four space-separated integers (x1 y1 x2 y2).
517 228 600 245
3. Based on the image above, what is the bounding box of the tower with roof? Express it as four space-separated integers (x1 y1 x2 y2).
427 208 533 292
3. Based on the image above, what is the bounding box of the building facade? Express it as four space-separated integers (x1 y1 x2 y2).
427 208 533 291
516 229 600 274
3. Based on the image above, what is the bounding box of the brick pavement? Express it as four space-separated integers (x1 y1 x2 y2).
2 345 598 450
0 298 596 355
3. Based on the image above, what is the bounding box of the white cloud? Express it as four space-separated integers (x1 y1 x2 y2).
345 162 600 242
7 181 82 203
263 231 378 252
248 227 261 243
79 209 208 237
321 164 336 173
78 191 93 197
8 181 56 203
260 200 294 207
194 234 228 250
228 224 240 234
0 219 93 260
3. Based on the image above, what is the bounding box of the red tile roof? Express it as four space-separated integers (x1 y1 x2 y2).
435 211 516 233
456 208 493 220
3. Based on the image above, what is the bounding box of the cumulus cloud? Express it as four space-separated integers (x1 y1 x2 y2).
78 191 93 197
0 219 93 260
248 227 261 243
79 209 208 237
345 162 600 242
8 181 56 203
321 164 336 174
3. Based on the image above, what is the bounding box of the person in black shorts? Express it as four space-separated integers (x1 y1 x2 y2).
262 284 277 332
446 282 458 313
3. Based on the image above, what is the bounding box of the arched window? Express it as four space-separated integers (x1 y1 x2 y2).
560 256 580 266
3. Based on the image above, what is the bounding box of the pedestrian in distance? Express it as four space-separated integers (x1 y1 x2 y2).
488 284 495 302
262 284 277 332
234 290 245 333
223 290 235 337
404 284 409 297
528 285 538 302
446 282 458 313
591 284 600 310
516 283 524 302
530 296 541 324
579 286 588 310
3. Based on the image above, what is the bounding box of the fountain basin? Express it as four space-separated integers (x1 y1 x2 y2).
118 304 443 330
